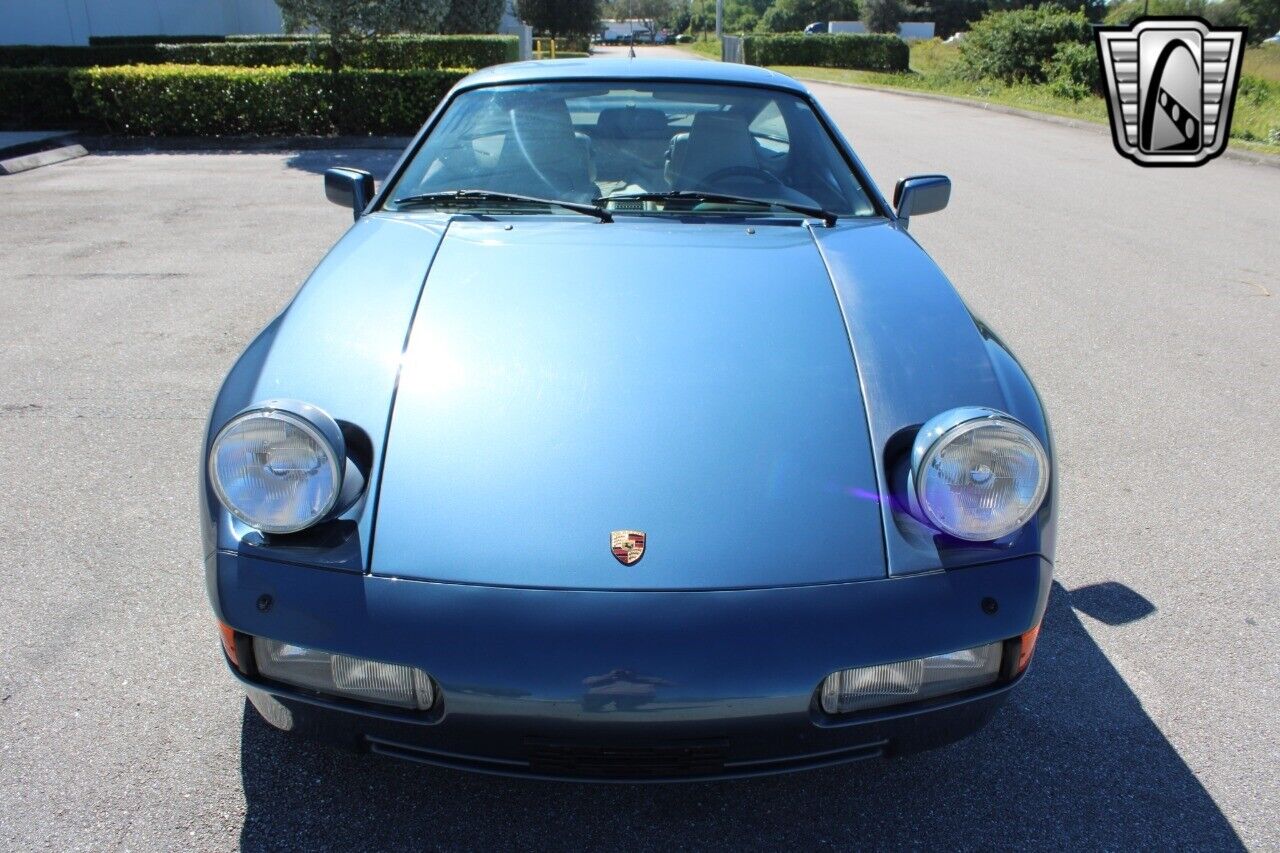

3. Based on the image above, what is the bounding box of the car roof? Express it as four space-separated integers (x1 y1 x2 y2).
457 58 809 95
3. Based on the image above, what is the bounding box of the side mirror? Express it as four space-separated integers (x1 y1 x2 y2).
893 174 950 230
324 167 375 220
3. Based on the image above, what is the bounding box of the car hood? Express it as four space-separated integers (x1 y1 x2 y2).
370 217 887 589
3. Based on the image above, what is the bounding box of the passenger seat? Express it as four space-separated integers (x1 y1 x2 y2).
665 112 761 191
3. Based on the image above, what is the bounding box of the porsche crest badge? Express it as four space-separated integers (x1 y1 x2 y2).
1095 17 1246 167
611 530 646 566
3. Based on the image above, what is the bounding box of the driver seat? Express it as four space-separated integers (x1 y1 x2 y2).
491 101 597 202
665 112 761 191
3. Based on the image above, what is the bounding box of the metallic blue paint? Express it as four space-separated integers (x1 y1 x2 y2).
810 224 1055 576
457 58 809 96
207 549 1049 777
201 215 446 571
201 61 1057 778
372 218 885 588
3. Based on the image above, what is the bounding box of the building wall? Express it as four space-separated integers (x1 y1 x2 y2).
0 0 283 45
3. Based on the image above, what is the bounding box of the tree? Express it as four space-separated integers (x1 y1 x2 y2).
760 0 859 32
959 3 1091 82
1104 0 1208 25
517 0 599 36
987 0 1105 21
600 0 679 35
1239 0 1280 43
275 0 450 67
903 0 989 38
441 0 506 32
864 0 904 31
1204 0 1244 27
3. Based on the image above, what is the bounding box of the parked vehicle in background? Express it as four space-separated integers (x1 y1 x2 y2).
1264 32 1280 45
804 21 828 34
599 20 651 44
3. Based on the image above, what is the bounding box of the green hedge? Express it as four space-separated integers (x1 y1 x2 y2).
224 34 322 42
88 34 225 45
156 41 316 66
0 44 160 68
546 35 592 52
741 34 909 72
0 67 80 129
68 64 467 135
154 35 518 69
0 35 517 70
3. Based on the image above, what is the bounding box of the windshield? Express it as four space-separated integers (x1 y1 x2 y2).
384 81 879 218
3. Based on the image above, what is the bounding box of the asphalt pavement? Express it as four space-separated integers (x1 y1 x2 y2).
0 54 1277 851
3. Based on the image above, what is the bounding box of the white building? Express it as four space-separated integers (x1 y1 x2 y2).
0 0 284 46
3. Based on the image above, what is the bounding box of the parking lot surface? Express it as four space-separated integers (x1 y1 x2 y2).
1 76 1277 850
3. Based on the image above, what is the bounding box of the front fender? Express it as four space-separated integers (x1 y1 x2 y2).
200 215 448 572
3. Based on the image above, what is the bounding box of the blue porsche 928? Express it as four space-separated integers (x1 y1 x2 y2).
202 58 1056 781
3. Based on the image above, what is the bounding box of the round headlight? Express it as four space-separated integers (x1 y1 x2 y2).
209 403 344 534
911 408 1049 542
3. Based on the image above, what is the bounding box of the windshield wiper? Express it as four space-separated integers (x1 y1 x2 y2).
597 191 836 227
392 189 612 222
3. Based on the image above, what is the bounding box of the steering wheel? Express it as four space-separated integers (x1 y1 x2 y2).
698 165 786 192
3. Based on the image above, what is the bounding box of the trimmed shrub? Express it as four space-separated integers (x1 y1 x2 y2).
88 35 225 45
70 64 467 136
157 41 316 66
958 5 1092 83
741 34 909 72
550 35 592 52
152 35 517 69
225 34 321 42
0 44 161 68
325 68 465 134
0 68 82 129
73 65 329 135
342 34 517 68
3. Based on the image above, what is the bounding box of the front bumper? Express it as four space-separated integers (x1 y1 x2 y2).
210 552 1051 781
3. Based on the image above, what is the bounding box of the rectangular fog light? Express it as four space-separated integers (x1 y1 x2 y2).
820 642 1002 715
254 638 435 710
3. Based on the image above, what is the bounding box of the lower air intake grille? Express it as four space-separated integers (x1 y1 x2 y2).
526 739 729 779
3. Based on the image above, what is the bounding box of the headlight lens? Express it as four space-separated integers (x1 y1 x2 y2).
209 407 342 534
913 409 1049 541
820 641 1002 714
254 638 435 710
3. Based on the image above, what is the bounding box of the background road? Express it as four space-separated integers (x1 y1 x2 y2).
1 51 1277 850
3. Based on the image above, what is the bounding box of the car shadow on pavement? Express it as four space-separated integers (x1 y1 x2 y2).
236 583 1243 851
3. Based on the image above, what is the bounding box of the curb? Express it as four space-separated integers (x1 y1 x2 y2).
1 143 87 175
787 75 1280 170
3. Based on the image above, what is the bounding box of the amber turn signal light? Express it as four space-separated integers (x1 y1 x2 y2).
217 621 239 667
1016 623 1041 674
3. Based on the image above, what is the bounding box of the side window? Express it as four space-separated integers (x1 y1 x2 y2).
749 100 790 155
